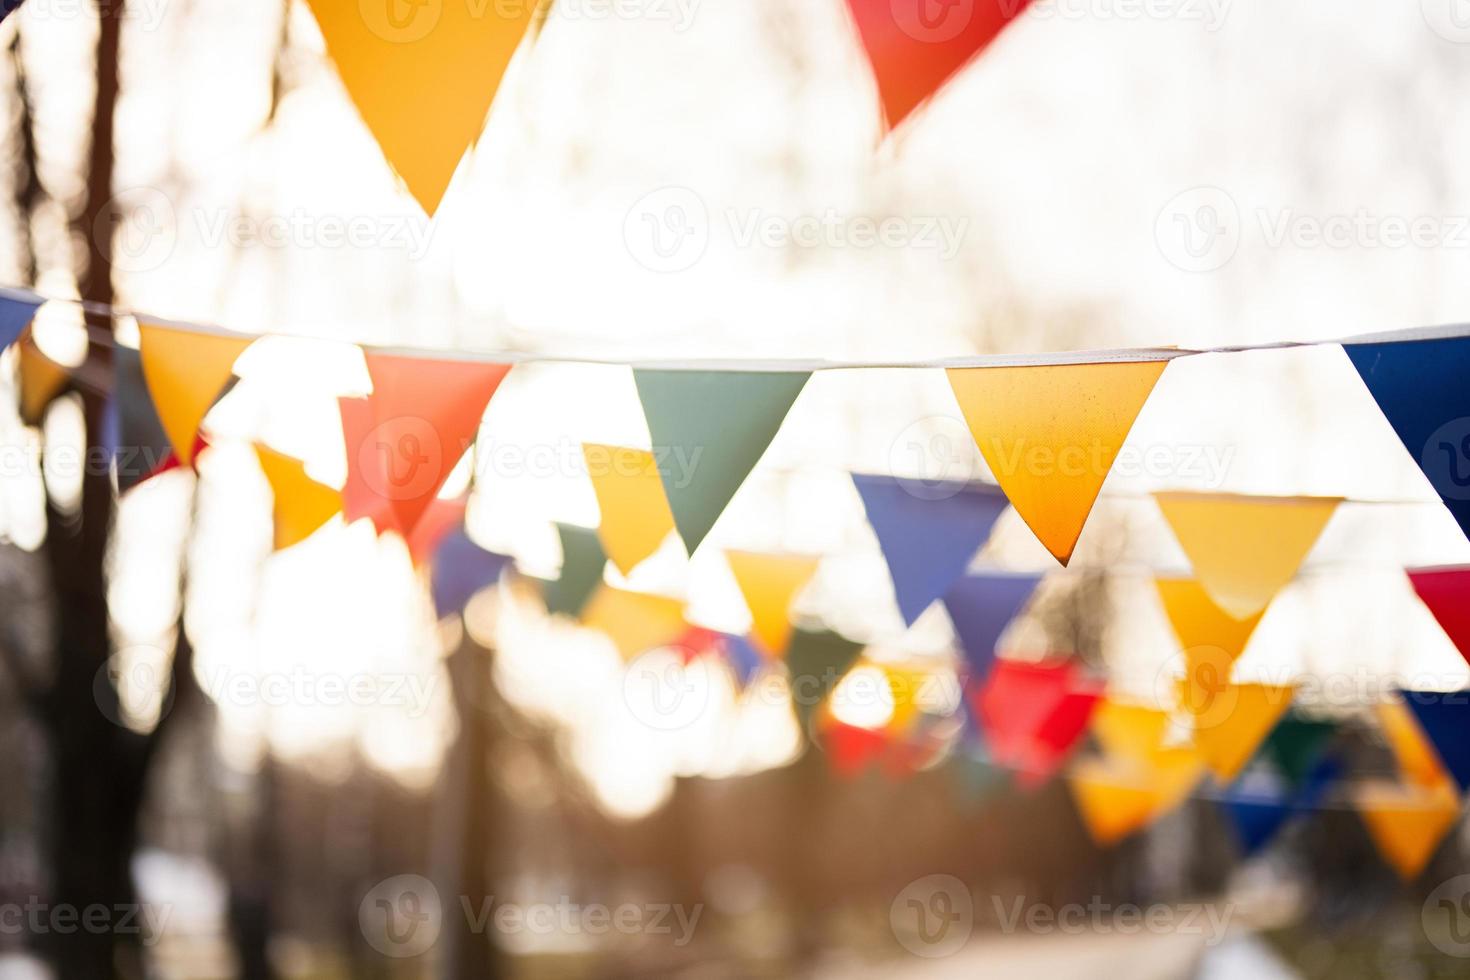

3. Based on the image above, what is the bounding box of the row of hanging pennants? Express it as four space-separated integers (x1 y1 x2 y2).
7 287 1470 878
293 0 1034 215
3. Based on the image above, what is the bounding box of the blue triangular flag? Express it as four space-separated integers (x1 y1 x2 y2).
852 474 1010 626
113 346 175 492
944 571 1042 681
1400 690 1470 790
721 633 764 689
431 529 511 617
0 288 43 352
1220 785 1294 856
1345 336 1470 541
0 2 26 25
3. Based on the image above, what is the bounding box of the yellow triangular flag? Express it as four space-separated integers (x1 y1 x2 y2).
1155 493 1340 620
947 360 1168 565
17 335 69 426
1091 699 1176 766
1191 683 1295 782
138 321 253 467
304 0 537 215
1378 702 1454 790
580 585 686 661
1156 578 1264 657
882 662 934 734
1068 753 1203 846
583 444 676 576
255 446 342 551
1354 781 1461 881
725 550 820 657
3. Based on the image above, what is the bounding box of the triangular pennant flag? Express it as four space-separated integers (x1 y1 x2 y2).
17 334 69 426
583 444 676 575
1219 775 1297 857
1262 716 1338 788
543 523 607 619
718 632 765 689
1155 493 1340 619
1090 700 1176 767
303 0 537 215
633 370 809 555
947 360 1168 565
112 345 176 492
1378 701 1453 791
852 474 1010 625
1068 753 1202 846
430 529 511 618
787 628 865 737
1155 578 1265 660
943 572 1042 681
1344 337 1470 542
138 321 254 467
339 352 510 538
255 446 342 551
1023 685 1104 789
821 719 893 780
580 586 686 660
1191 683 1296 783
725 551 820 657
844 0 1034 131
1408 567 1470 666
1354 780 1462 881
0 287 42 351
1399 691 1470 791
973 659 1100 785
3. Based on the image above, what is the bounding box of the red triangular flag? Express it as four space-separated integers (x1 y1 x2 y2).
1409 567 1470 666
845 0 1034 130
340 352 510 539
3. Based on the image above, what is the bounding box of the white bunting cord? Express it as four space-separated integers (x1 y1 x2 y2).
6 284 1469 371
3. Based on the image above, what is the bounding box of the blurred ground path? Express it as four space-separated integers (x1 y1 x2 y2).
827 931 1299 980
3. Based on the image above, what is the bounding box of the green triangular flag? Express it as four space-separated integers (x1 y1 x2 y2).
633 369 810 555
543 523 607 618
785 627 863 740
1262 716 1337 786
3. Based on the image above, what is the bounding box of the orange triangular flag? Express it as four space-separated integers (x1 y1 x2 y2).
1068 753 1203 846
583 444 676 576
138 321 254 467
1190 683 1295 782
17 335 70 426
339 352 510 539
1155 493 1340 619
1090 699 1176 766
304 0 537 215
1354 780 1461 881
1378 702 1454 790
1155 578 1264 658
580 585 686 660
255 446 342 551
725 550 820 657
947 360 1168 565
